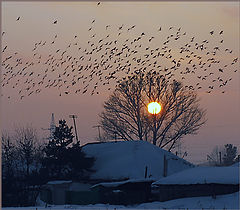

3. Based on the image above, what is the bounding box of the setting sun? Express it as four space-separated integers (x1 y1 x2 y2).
147 102 161 115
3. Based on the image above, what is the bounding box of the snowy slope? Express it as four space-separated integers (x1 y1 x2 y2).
152 166 239 185
82 140 194 180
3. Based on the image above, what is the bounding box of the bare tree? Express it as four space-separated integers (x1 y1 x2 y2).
14 125 38 177
2 131 16 179
207 145 224 166
207 144 238 166
99 71 206 151
2 128 42 206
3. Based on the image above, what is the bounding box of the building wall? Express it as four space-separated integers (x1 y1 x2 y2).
153 184 239 202
52 185 69 205
69 182 92 191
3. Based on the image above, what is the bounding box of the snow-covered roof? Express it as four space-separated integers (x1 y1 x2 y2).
152 166 239 185
47 180 72 185
82 140 194 180
91 178 155 189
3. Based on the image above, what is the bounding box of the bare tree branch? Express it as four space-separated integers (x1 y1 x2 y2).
99 71 206 151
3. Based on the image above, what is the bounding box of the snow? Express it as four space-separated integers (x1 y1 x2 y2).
91 178 155 188
47 180 72 185
3 191 239 209
152 166 239 185
231 162 240 167
82 140 194 180
137 191 239 210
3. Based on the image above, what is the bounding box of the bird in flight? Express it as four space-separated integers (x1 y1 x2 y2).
1 19 237 100
16 16 20 21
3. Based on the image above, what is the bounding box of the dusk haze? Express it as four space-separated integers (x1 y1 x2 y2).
1 1 239 209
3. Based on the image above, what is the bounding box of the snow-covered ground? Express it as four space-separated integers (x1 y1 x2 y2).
231 162 239 167
3 191 239 209
82 140 194 180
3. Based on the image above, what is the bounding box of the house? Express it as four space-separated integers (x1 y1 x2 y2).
151 166 239 202
39 140 194 205
81 140 194 181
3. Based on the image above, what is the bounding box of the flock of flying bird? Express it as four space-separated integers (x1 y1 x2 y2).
1 6 239 100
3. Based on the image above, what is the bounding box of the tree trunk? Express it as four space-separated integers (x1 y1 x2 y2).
153 114 157 145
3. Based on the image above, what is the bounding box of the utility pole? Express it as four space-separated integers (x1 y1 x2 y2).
219 151 222 165
50 113 56 140
69 115 79 144
163 155 168 177
92 125 101 141
144 166 148 178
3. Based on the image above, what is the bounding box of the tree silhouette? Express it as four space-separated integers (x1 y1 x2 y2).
43 119 74 178
43 119 95 180
223 144 237 166
66 142 95 180
2 131 16 180
99 71 206 151
14 126 38 177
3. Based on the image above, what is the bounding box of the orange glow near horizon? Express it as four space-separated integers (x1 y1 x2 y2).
147 102 161 115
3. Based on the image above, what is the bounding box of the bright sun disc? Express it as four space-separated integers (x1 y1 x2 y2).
148 102 161 114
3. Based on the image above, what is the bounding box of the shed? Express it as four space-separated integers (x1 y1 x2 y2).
40 180 100 205
40 180 72 205
91 179 155 205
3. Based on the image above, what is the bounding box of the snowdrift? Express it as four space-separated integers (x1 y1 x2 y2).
82 140 194 180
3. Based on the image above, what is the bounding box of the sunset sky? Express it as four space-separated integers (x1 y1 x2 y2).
1 1 239 164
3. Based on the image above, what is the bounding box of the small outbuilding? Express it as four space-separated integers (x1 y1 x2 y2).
91 179 155 205
40 180 72 205
39 178 155 205
152 166 239 201
40 180 99 205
